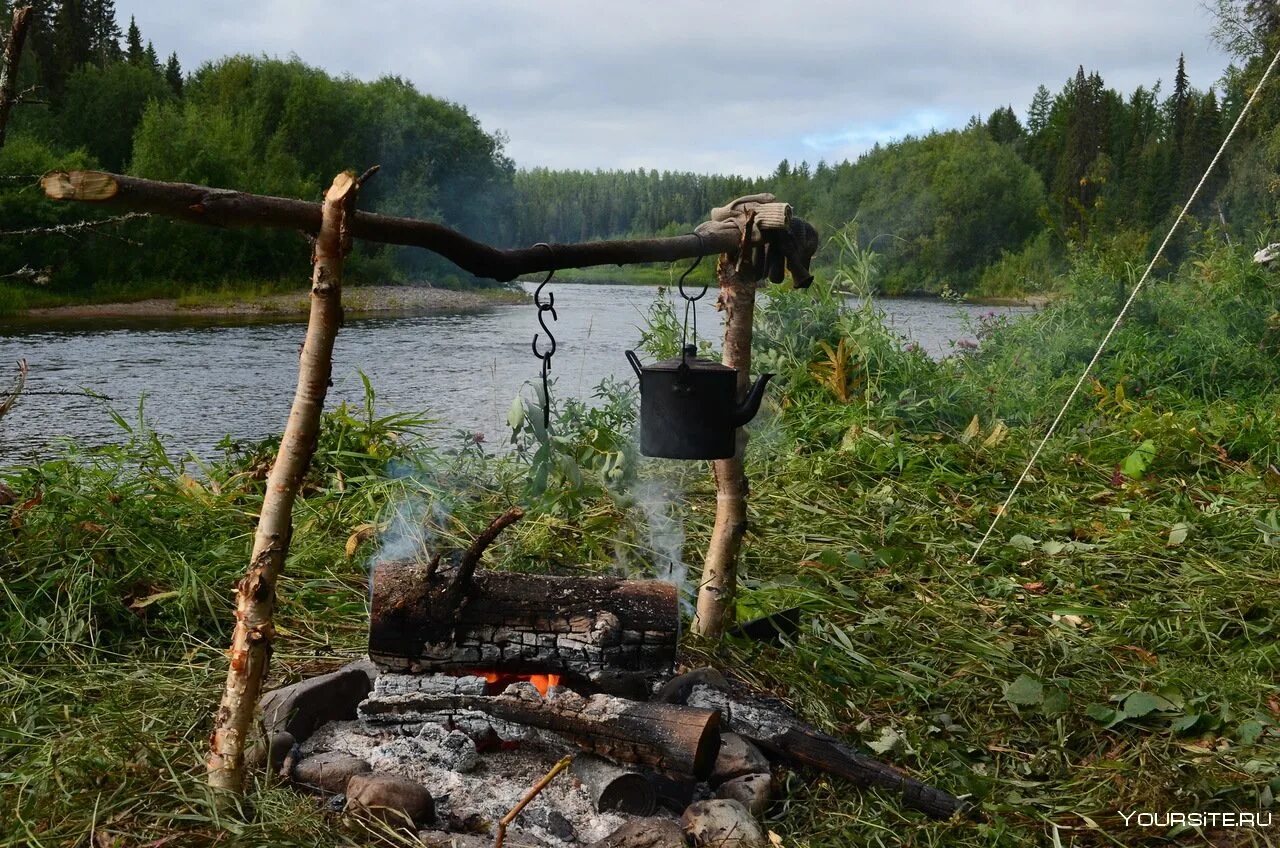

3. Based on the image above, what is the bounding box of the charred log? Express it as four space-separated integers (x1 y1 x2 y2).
359 684 721 779
687 685 974 821
369 562 679 688
571 753 657 816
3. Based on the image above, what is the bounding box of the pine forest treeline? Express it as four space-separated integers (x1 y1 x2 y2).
2 1 1280 295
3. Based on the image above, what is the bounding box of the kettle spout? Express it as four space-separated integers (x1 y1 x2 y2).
730 373 774 428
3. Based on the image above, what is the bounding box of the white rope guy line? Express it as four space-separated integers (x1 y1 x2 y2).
969 44 1280 564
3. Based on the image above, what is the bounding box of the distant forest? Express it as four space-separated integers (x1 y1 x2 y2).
2 0 1280 295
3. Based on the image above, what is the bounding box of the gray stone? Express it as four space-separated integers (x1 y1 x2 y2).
588 818 686 848
652 667 729 705
346 773 435 828
715 772 773 817
267 731 296 774
681 799 765 848
710 733 769 785
292 751 371 795
259 660 374 742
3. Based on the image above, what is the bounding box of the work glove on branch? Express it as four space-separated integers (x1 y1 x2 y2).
697 193 819 288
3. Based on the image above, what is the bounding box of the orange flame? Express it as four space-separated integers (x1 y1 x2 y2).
468 670 561 697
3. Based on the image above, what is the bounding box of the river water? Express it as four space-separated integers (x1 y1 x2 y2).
0 284 1030 465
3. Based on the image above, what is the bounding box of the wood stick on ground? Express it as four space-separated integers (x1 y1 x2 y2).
205 171 361 794
692 252 760 638
0 6 33 150
493 754 573 848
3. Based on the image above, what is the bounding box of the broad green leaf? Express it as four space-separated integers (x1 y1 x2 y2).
1042 689 1070 715
1238 720 1266 746
1120 439 1156 479
1156 686 1184 708
1170 713 1205 734
1122 691 1167 718
1086 704 1118 724
1008 534 1038 552
1004 675 1044 706
867 726 906 756
1167 522 1189 547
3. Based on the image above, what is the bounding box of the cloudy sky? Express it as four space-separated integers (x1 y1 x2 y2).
115 1 1229 176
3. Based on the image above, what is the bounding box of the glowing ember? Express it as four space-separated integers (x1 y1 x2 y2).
467 670 561 697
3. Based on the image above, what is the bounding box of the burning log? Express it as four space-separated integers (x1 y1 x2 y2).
359 684 721 779
369 561 679 689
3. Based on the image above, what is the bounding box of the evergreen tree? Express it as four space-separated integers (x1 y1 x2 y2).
51 0 93 98
85 0 121 65
125 15 143 66
986 105 1024 145
143 40 157 70
1171 54 1190 150
164 51 182 95
1181 89 1223 204
1026 85 1051 135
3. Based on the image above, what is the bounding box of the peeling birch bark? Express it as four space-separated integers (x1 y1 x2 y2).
206 171 359 793
692 255 758 638
0 6 34 150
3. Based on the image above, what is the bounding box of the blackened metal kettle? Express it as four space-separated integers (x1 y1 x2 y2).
626 345 773 460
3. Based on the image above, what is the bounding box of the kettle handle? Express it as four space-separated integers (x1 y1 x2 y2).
625 349 643 380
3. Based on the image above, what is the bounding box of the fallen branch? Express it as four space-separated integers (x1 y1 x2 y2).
493 754 573 848
41 171 818 284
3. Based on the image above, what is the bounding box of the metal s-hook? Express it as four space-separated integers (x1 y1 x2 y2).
678 231 708 303
678 232 707 363
530 243 558 430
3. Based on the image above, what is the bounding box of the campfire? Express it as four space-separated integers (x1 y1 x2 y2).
255 508 969 847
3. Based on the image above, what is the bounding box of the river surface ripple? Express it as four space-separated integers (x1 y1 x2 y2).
0 284 1032 464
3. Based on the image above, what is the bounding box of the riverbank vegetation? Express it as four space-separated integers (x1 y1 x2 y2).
4 3 1280 308
3 229 1278 845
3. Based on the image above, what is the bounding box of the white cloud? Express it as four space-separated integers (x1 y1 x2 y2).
116 0 1229 174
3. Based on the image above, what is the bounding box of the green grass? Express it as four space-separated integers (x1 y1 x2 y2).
2 238 1279 846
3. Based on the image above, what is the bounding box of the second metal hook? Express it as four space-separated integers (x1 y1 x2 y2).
531 243 558 361
678 231 708 303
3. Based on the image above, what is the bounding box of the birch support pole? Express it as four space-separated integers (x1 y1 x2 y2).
0 6 33 150
206 171 359 794
692 251 760 638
